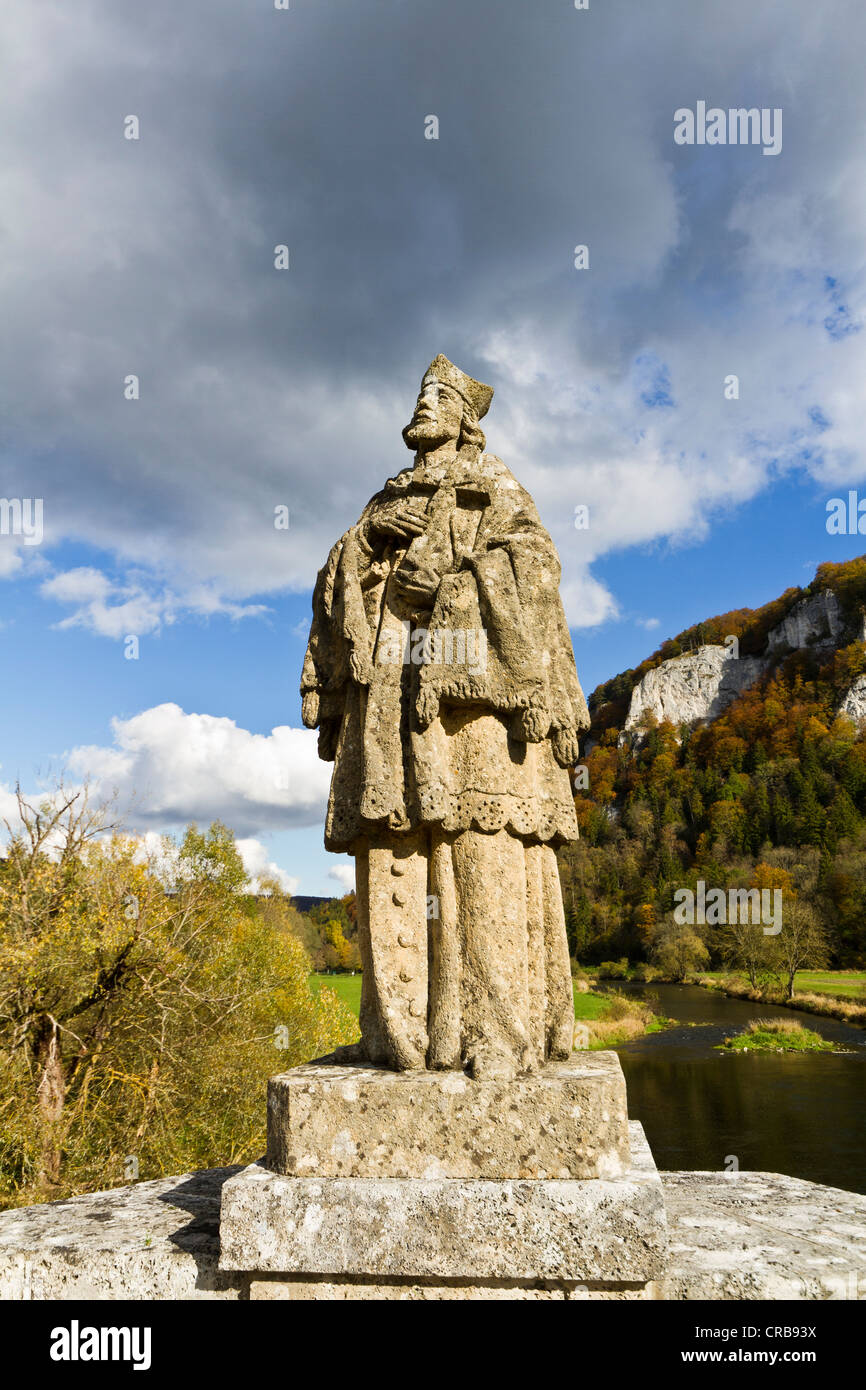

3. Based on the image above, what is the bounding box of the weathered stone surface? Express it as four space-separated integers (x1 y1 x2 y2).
2 1151 866 1299
266 1051 630 1180
219 1121 667 1282
0 1167 247 1301
839 672 866 724
765 590 843 654
301 355 590 1079
662 1169 866 1300
624 645 764 735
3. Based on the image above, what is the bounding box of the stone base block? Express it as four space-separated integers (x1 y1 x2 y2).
220 1121 667 1292
266 1051 630 1180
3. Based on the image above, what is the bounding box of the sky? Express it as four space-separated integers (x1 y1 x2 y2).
1 0 866 895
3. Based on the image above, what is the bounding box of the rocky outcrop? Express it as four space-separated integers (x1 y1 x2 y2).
623 646 765 735
623 589 860 738
766 590 843 654
839 673 866 724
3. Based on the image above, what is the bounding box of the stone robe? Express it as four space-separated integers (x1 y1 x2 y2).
301 450 589 1075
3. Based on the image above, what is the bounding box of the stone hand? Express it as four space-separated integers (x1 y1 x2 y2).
369 498 428 541
552 727 581 767
301 691 319 728
392 563 441 605
512 706 551 743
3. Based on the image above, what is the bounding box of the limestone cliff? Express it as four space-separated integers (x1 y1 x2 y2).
765 590 844 654
623 646 765 734
839 673 866 724
622 589 860 738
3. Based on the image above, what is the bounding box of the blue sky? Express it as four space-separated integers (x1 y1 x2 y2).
1 0 865 894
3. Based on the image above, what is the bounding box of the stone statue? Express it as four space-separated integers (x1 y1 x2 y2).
301 355 589 1080
223 361 664 1299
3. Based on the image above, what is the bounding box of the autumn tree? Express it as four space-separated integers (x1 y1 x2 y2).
0 787 357 1208
650 919 709 981
565 561 866 967
773 897 829 999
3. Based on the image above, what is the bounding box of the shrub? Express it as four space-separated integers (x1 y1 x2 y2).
0 792 358 1208
651 922 709 981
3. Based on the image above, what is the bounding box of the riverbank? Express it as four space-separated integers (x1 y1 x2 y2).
585 964 866 1028
608 981 865 1191
574 986 672 1049
691 973 866 1028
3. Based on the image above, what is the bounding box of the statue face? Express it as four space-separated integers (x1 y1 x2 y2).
402 374 464 453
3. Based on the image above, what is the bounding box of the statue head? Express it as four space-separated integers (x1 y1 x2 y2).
402 354 493 460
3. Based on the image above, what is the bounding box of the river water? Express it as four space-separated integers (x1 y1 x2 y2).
606 983 866 1194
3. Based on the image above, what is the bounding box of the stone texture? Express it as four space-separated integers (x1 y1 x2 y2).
300 355 590 1079
0 1167 247 1301
3 1152 866 1299
839 672 866 724
765 590 843 654
266 1051 630 1181
247 1275 657 1300
218 1121 667 1283
662 1169 866 1300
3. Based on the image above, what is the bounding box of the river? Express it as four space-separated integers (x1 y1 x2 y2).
606 982 866 1194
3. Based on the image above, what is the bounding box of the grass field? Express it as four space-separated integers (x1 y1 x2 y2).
315 971 866 1013
572 989 612 1020
311 972 362 1012
701 969 866 1000
789 971 866 999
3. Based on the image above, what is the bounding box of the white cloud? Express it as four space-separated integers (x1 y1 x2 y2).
39 567 268 639
0 543 24 580
236 837 299 896
0 783 27 830
559 568 620 630
41 568 169 638
65 703 331 835
327 863 355 894
42 567 112 604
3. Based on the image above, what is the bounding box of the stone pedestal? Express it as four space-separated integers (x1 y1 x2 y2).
219 1052 669 1300
266 1051 629 1180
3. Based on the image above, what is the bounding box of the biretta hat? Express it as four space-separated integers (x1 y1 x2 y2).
424 354 494 420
